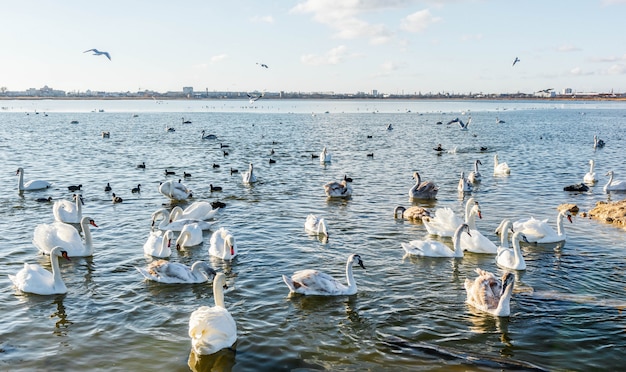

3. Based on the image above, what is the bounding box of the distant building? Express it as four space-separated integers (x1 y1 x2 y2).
183 87 193 95
562 88 573 95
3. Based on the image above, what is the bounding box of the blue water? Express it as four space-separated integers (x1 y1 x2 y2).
0 99 625 371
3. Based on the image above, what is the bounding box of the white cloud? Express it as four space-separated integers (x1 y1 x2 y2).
301 45 348 65
400 9 441 32
211 54 228 63
250 15 275 24
607 64 626 75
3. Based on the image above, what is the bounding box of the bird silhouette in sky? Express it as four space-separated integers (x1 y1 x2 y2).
256 62 269 68
512 57 520 66
84 49 111 60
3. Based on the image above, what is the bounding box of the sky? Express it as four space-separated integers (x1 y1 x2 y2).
1 0 626 95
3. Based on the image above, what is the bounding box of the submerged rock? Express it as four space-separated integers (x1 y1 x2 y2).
586 199 626 228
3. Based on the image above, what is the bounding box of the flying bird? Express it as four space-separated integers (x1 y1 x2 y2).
84 49 111 60
256 63 269 68
512 57 520 66
247 92 264 103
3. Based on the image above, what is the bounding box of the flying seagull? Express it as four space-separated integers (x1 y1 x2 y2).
512 57 520 66
256 62 269 68
84 49 111 60
247 92 264 103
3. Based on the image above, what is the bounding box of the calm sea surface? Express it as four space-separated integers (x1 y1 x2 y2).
1 99 625 371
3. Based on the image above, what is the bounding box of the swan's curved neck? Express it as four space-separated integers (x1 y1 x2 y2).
345 260 357 292
556 213 566 236
512 235 522 264
474 161 480 172
414 172 421 185
500 223 510 249
589 161 595 173
75 195 83 215
50 251 64 289
177 231 189 248
495 284 513 316
452 228 464 254
161 232 170 251
17 170 24 190
605 172 614 191
465 207 478 230
494 155 499 167
213 283 225 308
81 220 94 252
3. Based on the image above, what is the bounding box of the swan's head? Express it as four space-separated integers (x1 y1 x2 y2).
349 254 366 270
16 167 24 175
562 210 573 224
512 231 528 243
394 206 406 218
214 272 228 290
74 194 85 205
476 159 482 166
458 223 472 237
472 204 482 219
81 217 98 228
169 206 184 222
606 170 614 177
51 246 71 261
225 234 236 256
499 272 515 297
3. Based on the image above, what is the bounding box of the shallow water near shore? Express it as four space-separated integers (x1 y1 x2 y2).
0 99 625 371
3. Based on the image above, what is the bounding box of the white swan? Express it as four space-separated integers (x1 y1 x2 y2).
242 163 257 184
409 171 438 199
510 209 572 244
173 202 220 221
158 179 192 200
459 200 498 254
143 230 174 258
401 223 470 258
423 207 463 237
189 273 237 355
9 246 71 295
593 134 605 149
176 223 204 249
282 253 365 296
323 179 352 198
583 159 597 184
209 227 238 260
151 208 214 232
604 171 626 192
53 194 84 223
493 154 511 175
32 216 98 257
468 160 483 183
496 231 528 270
305 214 328 237
458 171 472 193
464 268 515 317
320 147 331 164
16 167 52 191
137 260 216 284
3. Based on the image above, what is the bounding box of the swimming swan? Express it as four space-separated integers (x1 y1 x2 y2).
282 253 365 296
496 231 528 270
409 171 438 199
323 179 352 198
423 197 476 237
468 159 483 183
143 229 174 258
583 160 597 184
464 268 515 317
189 273 237 355
172 202 220 221
393 205 431 221
158 179 192 200
209 227 238 260
320 147 331 164
493 154 511 175
53 194 84 223
305 214 328 237
32 216 98 257
176 223 204 249
509 209 572 244
151 208 215 232
458 171 473 193
16 167 52 191
9 246 71 295
137 260 216 284
401 223 470 258
459 200 498 254
604 170 626 192
242 163 257 184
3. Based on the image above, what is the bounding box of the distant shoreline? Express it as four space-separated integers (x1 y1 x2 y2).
2 96 626 101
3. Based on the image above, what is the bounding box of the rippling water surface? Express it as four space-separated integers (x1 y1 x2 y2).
1 99 625 371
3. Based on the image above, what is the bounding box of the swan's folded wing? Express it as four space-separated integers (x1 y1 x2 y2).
189 306 237 354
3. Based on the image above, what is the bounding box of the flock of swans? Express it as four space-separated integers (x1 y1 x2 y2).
8 124 625 358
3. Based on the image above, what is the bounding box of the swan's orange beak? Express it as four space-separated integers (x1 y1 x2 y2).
478 211 482 219
167 239 171 248
61 251 71 261
567 215 573 223
230 245 234 256
90 220 98 228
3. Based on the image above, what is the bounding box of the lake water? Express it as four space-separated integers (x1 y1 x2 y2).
1 99 625 371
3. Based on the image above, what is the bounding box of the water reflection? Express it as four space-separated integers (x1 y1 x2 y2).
50 295 73 336
466 307 513 356
188 347 237 372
